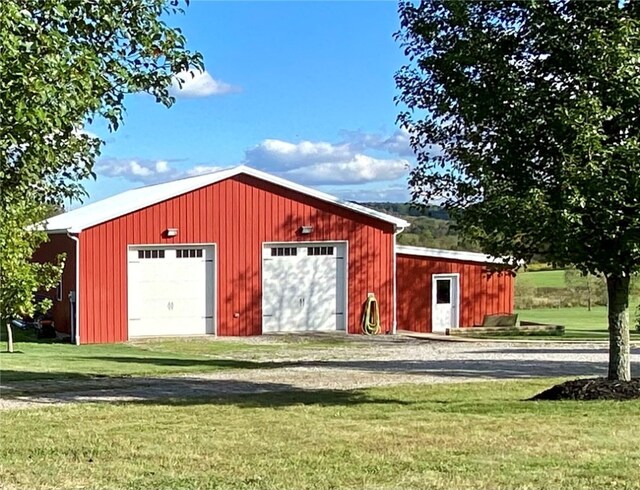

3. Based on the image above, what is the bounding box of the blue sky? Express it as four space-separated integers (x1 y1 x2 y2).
84 1 413 205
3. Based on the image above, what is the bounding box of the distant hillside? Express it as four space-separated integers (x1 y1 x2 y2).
359 202 450 220
358 202 481 252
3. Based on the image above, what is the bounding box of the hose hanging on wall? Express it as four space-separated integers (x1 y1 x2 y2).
361 293 381 335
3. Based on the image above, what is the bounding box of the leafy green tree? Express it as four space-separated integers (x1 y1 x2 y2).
0 198 64 351
396 0 640 380
0 0 203 343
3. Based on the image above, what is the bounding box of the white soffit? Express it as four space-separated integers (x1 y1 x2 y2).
43 165 410 233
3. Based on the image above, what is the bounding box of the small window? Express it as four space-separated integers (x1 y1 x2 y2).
436 279 451 304
137 249 166 259
308 246 334 256
270 247 297 257
177 248 204 259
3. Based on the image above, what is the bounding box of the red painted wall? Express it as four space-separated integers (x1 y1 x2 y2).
396 253 514 333
74 175 395 343
32 233 76 333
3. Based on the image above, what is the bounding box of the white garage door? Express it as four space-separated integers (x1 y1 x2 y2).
128 246 215 337
262 243 346 332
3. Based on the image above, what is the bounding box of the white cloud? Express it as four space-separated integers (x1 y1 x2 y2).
95 158 159 181
171 70 240 98
245 139 352 169
155 160 170 173
244 135 411 185
341 128 414 157
186 165 223 176
332 185 411 203
95 158 221 184
276 155 409 185
94 129 414 192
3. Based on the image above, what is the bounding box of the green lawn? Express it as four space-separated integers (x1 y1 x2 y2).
1 380 638 490
518 305 612 330
514 305 640 340
0 330 356 383
517 269 567 288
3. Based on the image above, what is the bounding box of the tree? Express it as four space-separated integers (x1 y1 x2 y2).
0 0 203 339
0 198 64 351
564 269 607 311
396 0 640 380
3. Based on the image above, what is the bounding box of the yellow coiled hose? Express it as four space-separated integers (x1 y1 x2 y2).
361 294 381 335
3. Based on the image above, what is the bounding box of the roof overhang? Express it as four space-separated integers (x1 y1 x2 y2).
396 245 511 265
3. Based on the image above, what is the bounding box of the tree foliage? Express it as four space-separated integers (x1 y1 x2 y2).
396 0 640 380
0 0 202 321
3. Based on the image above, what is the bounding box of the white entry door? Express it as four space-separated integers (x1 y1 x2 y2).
432 274 459 333
128 246 215 337
262 243 346 332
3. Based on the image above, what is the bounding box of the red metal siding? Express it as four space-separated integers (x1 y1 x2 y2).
31 233 77 333
77 174 395 343
396 253 514 333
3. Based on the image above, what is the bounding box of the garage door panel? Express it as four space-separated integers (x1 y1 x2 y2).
263 256 302 331
128 246 215 337
301 255 337 331
262 243 346 333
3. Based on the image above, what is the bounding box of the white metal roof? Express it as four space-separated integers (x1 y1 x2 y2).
44 165 410 233
396 245 508 265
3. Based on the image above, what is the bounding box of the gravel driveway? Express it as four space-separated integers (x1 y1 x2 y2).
1 337 638 410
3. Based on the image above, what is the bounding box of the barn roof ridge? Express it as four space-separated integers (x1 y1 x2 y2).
43 165 411 233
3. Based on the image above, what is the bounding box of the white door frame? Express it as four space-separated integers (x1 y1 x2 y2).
431 273 460 332
261 240 349 334
126 243 218 339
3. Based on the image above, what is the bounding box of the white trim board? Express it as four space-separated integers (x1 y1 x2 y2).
42 166 410 233
396 245 508 265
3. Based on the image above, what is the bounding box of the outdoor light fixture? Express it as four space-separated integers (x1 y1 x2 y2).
165 228 179 238
300 225 314 235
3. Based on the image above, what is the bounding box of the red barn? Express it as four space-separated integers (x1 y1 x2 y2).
36 166 409 344
35 166 515 344
396 246 515 333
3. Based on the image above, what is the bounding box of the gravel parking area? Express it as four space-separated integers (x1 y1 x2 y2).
1 338 638 410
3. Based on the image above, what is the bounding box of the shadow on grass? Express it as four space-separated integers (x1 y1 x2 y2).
1 371 408 409
87 355 624 378
88 356 284 369
4 355 629 385
472 347 640 355
134 387 410 409
0 326 69 345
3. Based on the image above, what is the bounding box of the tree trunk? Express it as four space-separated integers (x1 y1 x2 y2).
606 275 631 381
6 322 13 353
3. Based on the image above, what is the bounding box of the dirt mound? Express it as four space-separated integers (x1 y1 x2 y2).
531 377 640 401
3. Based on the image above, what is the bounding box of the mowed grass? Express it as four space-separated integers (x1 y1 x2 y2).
508 268 640 340
0 330 356 383
514 304 640 340
517 269 567 288
1 380 639 490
